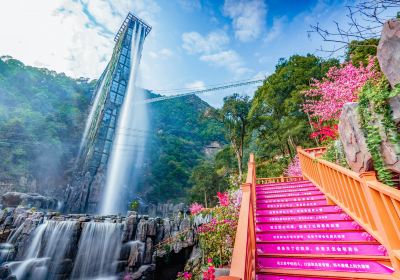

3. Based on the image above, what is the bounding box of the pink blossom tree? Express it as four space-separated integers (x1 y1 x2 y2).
285 155 302 177
303 58 377 122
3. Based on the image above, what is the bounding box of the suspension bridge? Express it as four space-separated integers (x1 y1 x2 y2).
142 78 264 104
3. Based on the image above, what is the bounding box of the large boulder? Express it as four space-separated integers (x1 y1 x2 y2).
378 19 400 87
339 96 400 174
1 192 58 210
338 103 372 172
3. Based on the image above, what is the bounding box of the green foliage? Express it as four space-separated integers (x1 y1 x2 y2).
129 200 139 211
250 54 339 161
0 56 94 196
197 203 238 267
188 161 228 207
209 94 252 179
346 39 379 66
358 79 400 186
256 156 290 178
321 140 349 168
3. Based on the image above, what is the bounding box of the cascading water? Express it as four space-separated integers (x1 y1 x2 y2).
70 221 123 279
101 21 148 214
7 220 77 280
78 72 108 158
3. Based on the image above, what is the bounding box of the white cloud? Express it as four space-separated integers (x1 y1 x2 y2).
185 80 206 89
265 17 286 43
223 0 267 42
200 50 251 78
0 0 160 79
178 0 201 11
148 48 173 59
182 30 229 55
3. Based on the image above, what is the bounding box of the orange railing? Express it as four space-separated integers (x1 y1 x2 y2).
218 154 256 280
298 146 400 277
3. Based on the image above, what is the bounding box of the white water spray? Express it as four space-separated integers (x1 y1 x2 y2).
78 73 108 157
101 21 148 214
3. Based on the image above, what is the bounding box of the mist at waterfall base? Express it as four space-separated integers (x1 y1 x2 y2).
0 220 125 280
101 22 148 215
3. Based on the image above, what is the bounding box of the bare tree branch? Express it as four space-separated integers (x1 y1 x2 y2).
309 0 400 55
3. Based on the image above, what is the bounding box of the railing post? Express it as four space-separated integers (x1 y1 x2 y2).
360 171 400 276
316 159 335 206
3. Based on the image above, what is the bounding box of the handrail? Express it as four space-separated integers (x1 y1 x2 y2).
297 146 400 277
218 154 256 280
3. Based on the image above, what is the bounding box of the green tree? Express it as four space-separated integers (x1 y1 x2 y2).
346 38 379 66
212 94 251 181
249 54 339 167
189 161 227 207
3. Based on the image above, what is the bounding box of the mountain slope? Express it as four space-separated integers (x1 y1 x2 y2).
0 56 224 203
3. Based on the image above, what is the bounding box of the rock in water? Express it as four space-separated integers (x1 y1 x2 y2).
378 19 400 87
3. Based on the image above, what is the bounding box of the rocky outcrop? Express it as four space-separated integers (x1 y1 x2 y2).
0 208 197 280
339 103 372 172
378 19 400 87
1 192 58 210
145 203 186 218
339 96 400 174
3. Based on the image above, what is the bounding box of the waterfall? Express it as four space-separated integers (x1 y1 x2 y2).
7 220 77 280
70 221 123 279
78 73 108 158
101 21 148 215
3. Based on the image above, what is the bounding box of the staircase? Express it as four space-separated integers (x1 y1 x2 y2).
255 180 395 279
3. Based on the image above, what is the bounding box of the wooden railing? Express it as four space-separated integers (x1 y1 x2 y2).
298 146 400 277
218 154 256 280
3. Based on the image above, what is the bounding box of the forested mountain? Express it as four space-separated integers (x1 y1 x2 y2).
0 56 224 202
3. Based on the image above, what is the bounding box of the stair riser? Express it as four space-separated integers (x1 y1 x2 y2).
257 191 323 199
257 206 343 216
257 221 363 232
257 183 314 191
256 232 377 243
256 187 318 195
257 243 387 256
257 195 326 204
257 213 351 223
257 201 328 209
257 257 394 274
256 276 334 280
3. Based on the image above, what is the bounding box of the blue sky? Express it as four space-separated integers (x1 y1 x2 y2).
0 0 393 106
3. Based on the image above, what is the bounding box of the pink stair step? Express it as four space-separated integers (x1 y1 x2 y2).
257 195 326 204
256 186 319 195
257 206 343 216
257 200 328 210
256 221 363 232
257 257 394 274
256 275 333 280
258 191 322 199
257 243 388 256
257 183 314 191
256 213 352 223
256 231 377 243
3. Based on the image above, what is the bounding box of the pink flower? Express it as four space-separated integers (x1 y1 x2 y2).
190 202 204 215
285 155 302 177
217 192 230 207
303 58 378 123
